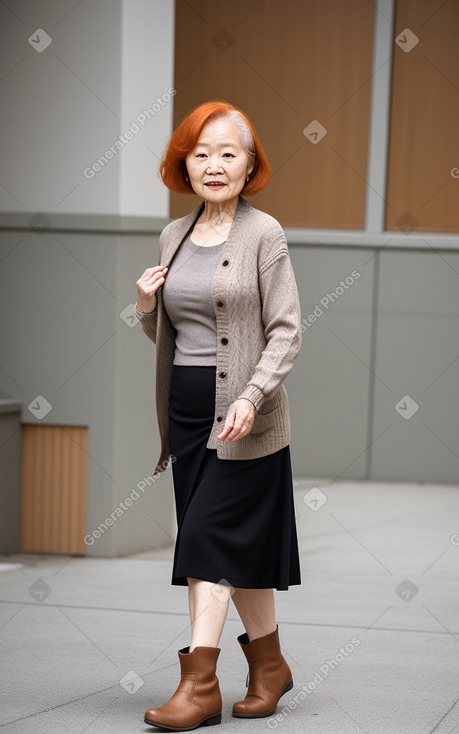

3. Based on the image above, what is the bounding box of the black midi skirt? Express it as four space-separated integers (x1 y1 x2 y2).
168 365 301 591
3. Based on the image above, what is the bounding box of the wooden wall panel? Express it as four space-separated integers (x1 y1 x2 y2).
386 0 459 232
171 0 375 228
20 425 88 555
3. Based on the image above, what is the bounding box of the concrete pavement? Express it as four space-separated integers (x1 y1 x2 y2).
1 478 458 733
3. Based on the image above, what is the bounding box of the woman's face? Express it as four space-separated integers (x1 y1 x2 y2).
185 117 254 205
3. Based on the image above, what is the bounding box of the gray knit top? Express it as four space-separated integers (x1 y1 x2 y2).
135 196 303 472
161 232 226 366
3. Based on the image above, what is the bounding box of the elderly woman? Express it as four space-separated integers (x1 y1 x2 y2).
135 100 302 731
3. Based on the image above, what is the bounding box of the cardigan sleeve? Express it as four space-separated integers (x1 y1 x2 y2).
134 231 167 344
237 249 302 411
134 304 158 343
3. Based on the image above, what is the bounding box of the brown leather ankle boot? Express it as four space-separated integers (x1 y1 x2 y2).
232 626 293 718
144 646 222 731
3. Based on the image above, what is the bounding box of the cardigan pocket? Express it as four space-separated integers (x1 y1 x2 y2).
250 405 281 434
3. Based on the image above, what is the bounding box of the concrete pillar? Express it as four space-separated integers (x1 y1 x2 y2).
0 0 176 556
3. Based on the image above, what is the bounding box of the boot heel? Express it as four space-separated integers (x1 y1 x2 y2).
280 679 294 698
204 713 222 726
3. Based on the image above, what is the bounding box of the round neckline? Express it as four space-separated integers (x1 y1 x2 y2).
184 237 227 255
189 236 227 248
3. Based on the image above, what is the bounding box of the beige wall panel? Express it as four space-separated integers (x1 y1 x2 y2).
20 425 88 555
171 0 375 228
386 0 459 233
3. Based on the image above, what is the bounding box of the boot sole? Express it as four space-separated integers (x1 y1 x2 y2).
232 680 294 719
144 712 222 731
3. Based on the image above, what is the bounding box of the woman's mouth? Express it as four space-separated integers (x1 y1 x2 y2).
204 182 226 190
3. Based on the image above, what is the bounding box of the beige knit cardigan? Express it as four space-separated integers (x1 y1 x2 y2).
135 195 302 475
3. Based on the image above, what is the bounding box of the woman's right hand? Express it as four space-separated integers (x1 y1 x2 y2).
135 265 168 314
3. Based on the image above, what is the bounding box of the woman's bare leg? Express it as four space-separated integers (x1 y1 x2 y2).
231 588 277 640
188 578 231 651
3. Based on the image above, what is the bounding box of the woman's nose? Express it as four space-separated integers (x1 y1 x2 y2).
206 158 223 173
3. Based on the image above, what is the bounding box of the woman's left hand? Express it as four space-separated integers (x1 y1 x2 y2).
217 398 256 442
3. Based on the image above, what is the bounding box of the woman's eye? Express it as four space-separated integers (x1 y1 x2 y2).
223 153 235 158
196 153 207 158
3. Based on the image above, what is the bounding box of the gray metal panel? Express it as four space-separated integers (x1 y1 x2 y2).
0 0 122 216
375 249 459 315
112 230 176 556
288 247 374 479
0 228 117 556
0 226 174 557
371 250 459 482
0 0 176 556
365 0 395 233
